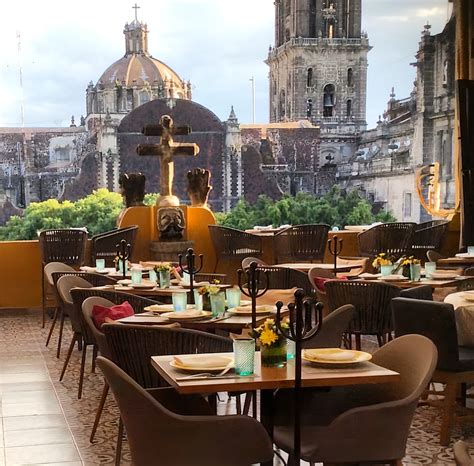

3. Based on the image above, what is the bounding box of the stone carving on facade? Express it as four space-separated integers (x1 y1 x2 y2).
119 172 146 207
187 168 212 208
158 207 185 240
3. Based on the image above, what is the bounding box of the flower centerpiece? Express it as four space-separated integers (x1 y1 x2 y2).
154 262 172 288
251 318 289 367
372 253 394 276
198 281 222 313
397 256 421 281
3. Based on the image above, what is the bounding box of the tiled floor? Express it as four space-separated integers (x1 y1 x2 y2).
1 308 473 465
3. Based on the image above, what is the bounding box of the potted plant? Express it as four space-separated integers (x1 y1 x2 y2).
251 318 289 368
372 253 393 276
154 263 172 288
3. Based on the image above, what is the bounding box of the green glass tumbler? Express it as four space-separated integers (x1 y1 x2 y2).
233 339 255 376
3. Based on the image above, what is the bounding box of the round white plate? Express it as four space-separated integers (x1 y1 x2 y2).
227 304 275 316
463 292 474 302
117 279 132 285
144 304 195 313
378 275 408 282
303 348 372 365
129 282 156 290
161 310 212 321
170 355 234 372
456 253 474 258
429 272 459 280
114 285 133 291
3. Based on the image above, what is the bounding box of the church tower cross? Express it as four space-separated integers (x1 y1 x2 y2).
137 115 200 207
132 3 140 21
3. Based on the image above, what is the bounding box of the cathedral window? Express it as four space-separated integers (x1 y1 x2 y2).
306 99 313 118
346 99 352 117
139 91 150 105
280 89 286 118
403 192 412 218
323 84 335 117
307 68 314 87
347 68 353 86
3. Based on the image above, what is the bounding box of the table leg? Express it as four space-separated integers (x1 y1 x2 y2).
260 388 274 466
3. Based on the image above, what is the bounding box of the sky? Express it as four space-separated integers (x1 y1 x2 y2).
0 0 452 129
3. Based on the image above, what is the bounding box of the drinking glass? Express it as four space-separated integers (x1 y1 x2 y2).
172 292 188 312
210 292 226 317
287 339 296 360
424 262 436 278
380 264 393 276
194 290 203 311
148 269 157 283
159 270 171 288
410 263 421 282
95 259 105 271
226 287 241 308
181 272 190 285
233 339 255 376
468 246 474 255
118 259 128 274
131 268 142 284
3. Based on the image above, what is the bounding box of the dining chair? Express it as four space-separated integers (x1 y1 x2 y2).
44 262 75 350
336 256 369 276
208 225 263 272
357 222 416 259
325 280 400 350
411 220 449 261
458 277 474 291
465 267 474 277
273 224 330 264
399 285 434 300
307 267 336 317
392 297 474 445
81 296 178 446
454 440 474 466
69 288 162 399
273 334 437 465
39 228 88 327
49 271 117 358
251 266 314 297
91 225 139 266
97 356 274 466
241 256 268 270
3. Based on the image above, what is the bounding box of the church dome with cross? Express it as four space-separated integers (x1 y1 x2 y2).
86 6 191 118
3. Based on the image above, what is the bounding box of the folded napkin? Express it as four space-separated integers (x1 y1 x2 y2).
305 349 357 362
173 355 231 369
170 310 203 318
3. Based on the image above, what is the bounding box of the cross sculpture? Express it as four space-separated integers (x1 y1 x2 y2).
137 115 200 207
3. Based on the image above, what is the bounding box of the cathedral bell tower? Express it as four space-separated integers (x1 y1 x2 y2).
267 0 371 134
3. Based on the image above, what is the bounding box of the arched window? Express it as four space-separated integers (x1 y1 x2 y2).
307 68 313 87
139 91 150 106
279 89 286 118
323 84 335 117
306 99 313 118
346 99 352 117
347 68 353 86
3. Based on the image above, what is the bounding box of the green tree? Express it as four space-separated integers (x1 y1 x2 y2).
143 193 160 206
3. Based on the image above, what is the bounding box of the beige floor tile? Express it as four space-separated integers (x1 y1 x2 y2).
0 372 50 384
23 463 83 466
3 415 67 432
2 390 58 405
5 443 81 465
2 399 62 417
4 427 74 448
0 382 53 393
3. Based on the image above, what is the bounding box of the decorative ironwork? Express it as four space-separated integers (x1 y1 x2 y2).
328 235 343 275
275 289 323 466
115 239 131 280
178 248 203 304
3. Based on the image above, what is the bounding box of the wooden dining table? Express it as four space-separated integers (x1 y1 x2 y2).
445 291 474 347
275 262 354 273
151 352 400 466
353 275 472 289
438 255 474 267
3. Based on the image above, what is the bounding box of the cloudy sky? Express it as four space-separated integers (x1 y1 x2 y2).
0 0 451 129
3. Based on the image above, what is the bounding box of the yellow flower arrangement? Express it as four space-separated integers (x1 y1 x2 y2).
400 256 421 266
198 283 221 296
251 318 289 347
372 253 393 268
154 262 172 272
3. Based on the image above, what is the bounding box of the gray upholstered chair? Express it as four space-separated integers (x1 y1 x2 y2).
392 297 474 445
96 356 274 466
399 285 434 300
273 334 437 465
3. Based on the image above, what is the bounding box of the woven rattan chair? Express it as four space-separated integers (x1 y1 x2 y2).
336 256 369 276
325 280 400 350
39 228 88 327
241 256 268 270
273 224 330 264
251 266 314 296
97 357 274 466
465 267 474 277
411 220 449 261
68 288 162 399
48 271 116 358
392 297 474 445
458 277 474 291
273 335 437 465
307 267 336 317
357 222 416 259
208 225 263 272
91 225 139 267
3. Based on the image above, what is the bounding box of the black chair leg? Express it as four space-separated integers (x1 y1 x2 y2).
91 345 98 373
115 417 124 466
60 333 77 382
90 382 109 443
56 310 65 359
78 344 88 399
45 307 59 347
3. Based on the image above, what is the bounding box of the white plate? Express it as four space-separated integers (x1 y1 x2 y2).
117 279 132 285
161 310 212 321
378 275 408 282
303 348 372 365
463 292 474 302
429 272 459 280
456 253 474 258
170 355 234 372
144 304 195 313
359 273 381 280
129 282 156 290
227 305 275 316
114 285 133 291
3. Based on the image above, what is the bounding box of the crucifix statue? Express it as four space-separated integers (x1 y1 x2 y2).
137 115 200 207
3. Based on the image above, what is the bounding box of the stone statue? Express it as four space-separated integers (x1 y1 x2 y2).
158 207 185 240
187 168 212 208
137 115 200 207
119 173 146 207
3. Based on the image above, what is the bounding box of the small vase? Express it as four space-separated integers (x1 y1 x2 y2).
380 264 393 276
202 293 212 311
260 338 287 368
402 264 411 278
159 270 171 288
210 292 226 317
410 263 421 282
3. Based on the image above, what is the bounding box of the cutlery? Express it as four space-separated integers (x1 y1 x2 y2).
175 359 234 380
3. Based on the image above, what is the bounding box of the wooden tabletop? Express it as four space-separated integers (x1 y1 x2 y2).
438 256 474 265
151 352 400 394
275 263 354 272
354 276 471 289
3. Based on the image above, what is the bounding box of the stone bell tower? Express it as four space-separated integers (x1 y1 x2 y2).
267 0 371 136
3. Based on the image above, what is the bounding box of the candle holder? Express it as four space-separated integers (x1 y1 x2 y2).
237 261 269 330
115 239 131 280
178 248 203 304
275 289 323 466
328 235 343 275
